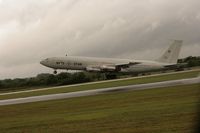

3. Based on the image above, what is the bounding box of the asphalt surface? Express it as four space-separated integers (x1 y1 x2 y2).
0 77 199 106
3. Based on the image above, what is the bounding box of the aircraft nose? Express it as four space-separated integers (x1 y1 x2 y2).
40 60 45 65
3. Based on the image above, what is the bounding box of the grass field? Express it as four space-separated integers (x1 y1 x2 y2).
0 69 200 100
0 83 199 133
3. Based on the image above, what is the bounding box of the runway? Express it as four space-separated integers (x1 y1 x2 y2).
0 77 199 106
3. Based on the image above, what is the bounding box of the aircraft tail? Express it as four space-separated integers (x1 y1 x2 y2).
156 40 183 64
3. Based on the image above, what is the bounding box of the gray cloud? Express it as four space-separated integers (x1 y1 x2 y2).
0 0 200 79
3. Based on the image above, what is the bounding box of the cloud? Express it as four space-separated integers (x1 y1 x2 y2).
0 0 200 79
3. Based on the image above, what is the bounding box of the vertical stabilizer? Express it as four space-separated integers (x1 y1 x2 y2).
157 40 183 64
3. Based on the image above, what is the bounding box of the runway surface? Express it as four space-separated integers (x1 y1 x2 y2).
0 77 199 106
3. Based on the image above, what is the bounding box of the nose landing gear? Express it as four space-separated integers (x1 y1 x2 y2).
53 70 57 74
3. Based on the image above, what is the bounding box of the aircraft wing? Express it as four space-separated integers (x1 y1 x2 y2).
115 62 141 68
86 62 141 72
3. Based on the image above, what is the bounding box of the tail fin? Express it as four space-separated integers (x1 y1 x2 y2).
157 40 183 64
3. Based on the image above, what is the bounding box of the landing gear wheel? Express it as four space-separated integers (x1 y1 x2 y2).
53 70 57 74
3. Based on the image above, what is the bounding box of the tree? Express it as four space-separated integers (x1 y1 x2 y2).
46 74 57 85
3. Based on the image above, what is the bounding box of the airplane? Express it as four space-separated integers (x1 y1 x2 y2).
40 40 183 79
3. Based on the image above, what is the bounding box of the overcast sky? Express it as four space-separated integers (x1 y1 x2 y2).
0 0 200 79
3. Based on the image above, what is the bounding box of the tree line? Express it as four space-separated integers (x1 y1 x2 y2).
178 56 200 67
0 72 104 92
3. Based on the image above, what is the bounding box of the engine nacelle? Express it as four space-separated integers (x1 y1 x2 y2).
86 67 101 72
100 65 116 72
86 65 121 72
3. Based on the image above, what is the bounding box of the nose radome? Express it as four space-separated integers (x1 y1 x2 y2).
40 60 45 65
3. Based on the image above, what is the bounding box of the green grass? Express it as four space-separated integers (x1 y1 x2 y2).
0 84 199 133
0 69 199 100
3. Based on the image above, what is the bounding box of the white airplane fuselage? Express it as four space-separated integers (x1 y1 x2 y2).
40 56 167 73
40 40 183 74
